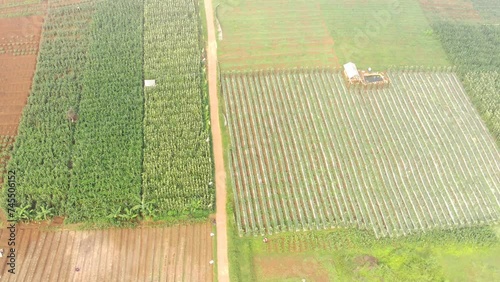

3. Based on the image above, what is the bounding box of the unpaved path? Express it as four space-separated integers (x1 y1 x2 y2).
204 0 230 281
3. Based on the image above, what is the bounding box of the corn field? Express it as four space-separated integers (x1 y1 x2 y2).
67 0 144 222
142 0 214 217
222 69 500 237
3 2 95 216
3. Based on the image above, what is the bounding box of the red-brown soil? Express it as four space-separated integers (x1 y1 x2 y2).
0 13 45 136
0 223 214 281
255 255 330 281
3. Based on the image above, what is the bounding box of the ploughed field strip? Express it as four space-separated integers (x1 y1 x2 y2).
0 223 214 281
222 69 500 237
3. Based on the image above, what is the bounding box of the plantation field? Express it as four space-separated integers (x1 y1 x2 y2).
222 69 500 237
0 222 215 281
432 22 500 146
143 0 214 218
216 0 450 70
3 1 95 220
3 0 216 224
228 226 500 281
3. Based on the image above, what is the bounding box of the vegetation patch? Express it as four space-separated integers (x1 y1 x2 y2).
229 226 500 281
432 22 500 145
3 3 95 219
68 0 144 223
142 0 214 218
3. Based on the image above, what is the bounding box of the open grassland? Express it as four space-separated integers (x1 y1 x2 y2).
432 22 500 146
222 69 500 237
216 0 338 70
228 226 500 281
216 0 449 70
0 223 215 281
143 0 214 218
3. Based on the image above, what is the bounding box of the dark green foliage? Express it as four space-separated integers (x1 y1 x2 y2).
67 0 144 223
2 3 94 216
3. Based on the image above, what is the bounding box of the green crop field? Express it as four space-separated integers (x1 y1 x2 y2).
222 69 500 237
143 0 214 218
67 0 144 223
3 2 95 221
216 0 450 70
3 0 215 224
432 22 500 145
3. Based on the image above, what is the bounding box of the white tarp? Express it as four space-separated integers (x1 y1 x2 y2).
144 80 156 87
343 62 359 79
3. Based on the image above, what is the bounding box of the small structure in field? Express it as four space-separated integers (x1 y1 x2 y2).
343 62 390 87
144 80 156 87
343 62 362 84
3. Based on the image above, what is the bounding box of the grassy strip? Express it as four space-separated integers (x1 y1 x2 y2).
67 0 144 223
231 226 500 281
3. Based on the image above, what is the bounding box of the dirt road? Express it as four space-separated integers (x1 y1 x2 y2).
204 0 230 281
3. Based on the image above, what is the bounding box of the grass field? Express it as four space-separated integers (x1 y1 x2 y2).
216 0 450 70
318 0 450 69
222 69 500 237
228 226 500 281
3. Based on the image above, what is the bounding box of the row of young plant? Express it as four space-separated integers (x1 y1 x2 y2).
223 69 500 237
142 0 214 218
67 0 144 223
2 3 95 220
432 22 499 146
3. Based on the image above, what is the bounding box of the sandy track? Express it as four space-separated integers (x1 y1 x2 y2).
204 0 230 281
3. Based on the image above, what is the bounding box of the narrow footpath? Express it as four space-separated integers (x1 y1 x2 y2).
203 0 230 281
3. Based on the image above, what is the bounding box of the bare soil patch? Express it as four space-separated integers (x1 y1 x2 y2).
256 255 330 281
0 223 214 281
0 13 45 136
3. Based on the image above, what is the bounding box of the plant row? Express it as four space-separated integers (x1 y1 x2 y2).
222 69 500 237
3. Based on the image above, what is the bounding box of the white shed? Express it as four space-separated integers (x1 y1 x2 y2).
343 62 360 79
144 80 156 87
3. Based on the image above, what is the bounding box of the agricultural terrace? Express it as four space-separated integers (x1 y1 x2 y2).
432 22 500 146
216 0 449 70
222 69 500 237
4 2 95 220
143 0 214 217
